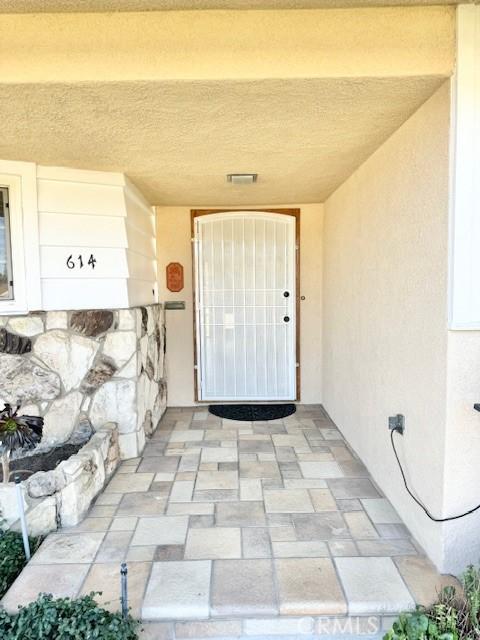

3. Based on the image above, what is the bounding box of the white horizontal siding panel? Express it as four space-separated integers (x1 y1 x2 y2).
124 176 152 206
124 191 155 236
39 213 128 247
37 165 126 187
127 279 157 308
40 246 128 279
126 249 156 281
125 225 156 259
38 179 126 216
41 278 129 310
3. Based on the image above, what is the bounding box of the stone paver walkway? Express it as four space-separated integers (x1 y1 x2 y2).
3 405 458 638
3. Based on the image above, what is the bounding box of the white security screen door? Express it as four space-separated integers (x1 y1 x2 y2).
194 211 297 401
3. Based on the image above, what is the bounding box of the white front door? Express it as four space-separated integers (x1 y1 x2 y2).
194 211 297 401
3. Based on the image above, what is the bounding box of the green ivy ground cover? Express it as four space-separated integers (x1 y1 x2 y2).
0 593 140 639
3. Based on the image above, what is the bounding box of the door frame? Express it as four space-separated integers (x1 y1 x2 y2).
190 208 301 403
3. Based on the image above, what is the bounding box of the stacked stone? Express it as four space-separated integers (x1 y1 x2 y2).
0 304 167 460
1 423 121 535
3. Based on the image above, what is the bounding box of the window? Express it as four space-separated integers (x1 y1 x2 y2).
0 187 14 300
0 161 41 314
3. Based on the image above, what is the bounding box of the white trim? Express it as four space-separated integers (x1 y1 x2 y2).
448 5 480 330
0 160 41 314
193 225 203 399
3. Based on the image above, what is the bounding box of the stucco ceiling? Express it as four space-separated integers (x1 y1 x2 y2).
0 77 446 205
0 0 468 11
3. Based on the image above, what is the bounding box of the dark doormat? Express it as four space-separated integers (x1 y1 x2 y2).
208 404 296 421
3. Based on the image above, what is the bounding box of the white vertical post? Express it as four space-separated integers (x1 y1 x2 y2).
449 5 480 329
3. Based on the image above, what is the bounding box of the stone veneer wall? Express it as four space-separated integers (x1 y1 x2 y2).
0 304 167 459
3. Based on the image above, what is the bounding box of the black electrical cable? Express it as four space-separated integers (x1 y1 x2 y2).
390 428 480 522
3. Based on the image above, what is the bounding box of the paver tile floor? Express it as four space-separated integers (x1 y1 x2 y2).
3 405 459 635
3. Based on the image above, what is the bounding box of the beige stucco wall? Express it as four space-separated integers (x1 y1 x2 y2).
322 82 451 569
156 204 323 406
441 331 480 572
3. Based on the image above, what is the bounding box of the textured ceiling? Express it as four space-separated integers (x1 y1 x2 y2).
0 0 466 11
0 77 446 205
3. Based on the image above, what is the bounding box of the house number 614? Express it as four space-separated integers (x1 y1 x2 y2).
66 254 97 270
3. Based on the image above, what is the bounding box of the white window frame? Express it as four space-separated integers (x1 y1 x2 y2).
0 186 14 300
0 160 41 315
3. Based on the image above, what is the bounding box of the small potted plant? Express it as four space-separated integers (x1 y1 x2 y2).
0 404 44 485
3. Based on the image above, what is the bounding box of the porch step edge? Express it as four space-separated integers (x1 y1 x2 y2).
141 613 398 639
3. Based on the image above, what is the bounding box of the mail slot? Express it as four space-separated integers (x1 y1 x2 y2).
164 301 186 310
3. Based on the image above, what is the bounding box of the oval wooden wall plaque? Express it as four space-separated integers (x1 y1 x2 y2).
166 262 184 292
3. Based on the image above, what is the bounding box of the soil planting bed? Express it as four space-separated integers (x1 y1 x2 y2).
0 443 84 482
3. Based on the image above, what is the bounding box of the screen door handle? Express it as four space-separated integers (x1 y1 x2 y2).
283 316 290 323
283 291 290 298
